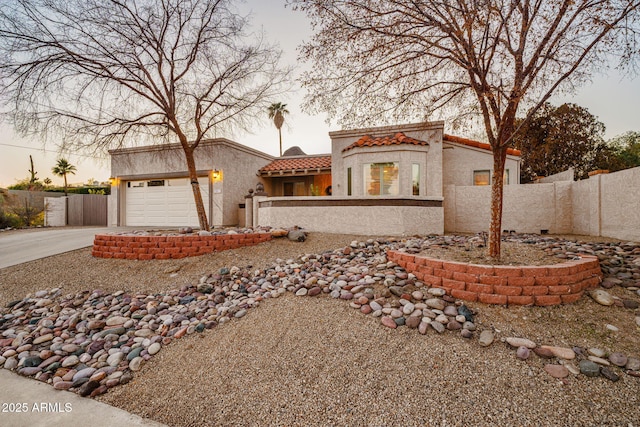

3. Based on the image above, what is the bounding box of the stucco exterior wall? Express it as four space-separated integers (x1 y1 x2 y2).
329 122 444 198
256 196 444 236
109 139 273 226
570 178 593 236
537 168 574 183
600 167 640 241
444 182 572 234
442 143 520 187
446 166 640 241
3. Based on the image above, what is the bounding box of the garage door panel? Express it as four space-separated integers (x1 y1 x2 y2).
125 178 209 227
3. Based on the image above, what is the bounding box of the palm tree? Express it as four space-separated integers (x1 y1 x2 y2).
267 102 289 156
52 158 77 196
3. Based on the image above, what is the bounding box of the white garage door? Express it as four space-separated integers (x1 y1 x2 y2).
125 178 210 227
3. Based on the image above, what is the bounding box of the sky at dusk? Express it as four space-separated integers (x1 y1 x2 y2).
1 1 638 188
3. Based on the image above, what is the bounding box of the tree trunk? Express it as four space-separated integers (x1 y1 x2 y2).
278 127 283 157
63 174 68 196
184 147 210 231
489 146 508 258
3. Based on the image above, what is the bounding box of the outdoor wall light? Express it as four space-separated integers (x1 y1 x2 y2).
109 177 120 186
211 170 223 182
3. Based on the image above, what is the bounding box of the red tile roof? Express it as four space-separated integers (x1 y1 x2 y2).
259 155 332 175
443 134 521 156
342 132 428 152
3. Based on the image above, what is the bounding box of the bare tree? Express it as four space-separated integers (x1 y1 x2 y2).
0 0 290 231
290 0 640 257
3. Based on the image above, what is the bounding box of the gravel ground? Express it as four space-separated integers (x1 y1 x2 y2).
1 232 640 426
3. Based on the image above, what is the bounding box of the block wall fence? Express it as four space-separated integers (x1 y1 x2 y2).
387 251 602 306
443 166 640 242
92 233 271 260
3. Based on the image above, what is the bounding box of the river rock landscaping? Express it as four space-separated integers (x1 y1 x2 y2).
1 232 639 426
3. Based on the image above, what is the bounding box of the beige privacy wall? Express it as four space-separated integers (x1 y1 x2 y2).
445 166 640 241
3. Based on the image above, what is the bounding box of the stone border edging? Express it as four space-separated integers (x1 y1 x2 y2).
92 233 272 260
387 251 602 306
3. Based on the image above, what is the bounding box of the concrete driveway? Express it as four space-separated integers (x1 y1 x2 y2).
0 227 132 268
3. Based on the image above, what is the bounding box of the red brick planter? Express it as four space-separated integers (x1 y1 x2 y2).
92 233 272 260
387 250 602 306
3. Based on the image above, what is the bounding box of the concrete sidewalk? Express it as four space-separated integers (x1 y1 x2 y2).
1 226 168 427
0 370 166 427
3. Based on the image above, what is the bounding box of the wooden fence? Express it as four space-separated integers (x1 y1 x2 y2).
67 194 107 226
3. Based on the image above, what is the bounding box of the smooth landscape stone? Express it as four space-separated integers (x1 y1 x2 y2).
106 352 124 367
403 302 415 315
61 344 80 353
431 321 445 334
516 346 530 360
588 348 606 358
625 357 640 371
443 306 458 316
544 364 569 379
33 333 54 345
61 355 79 368
53 381 73 390
446 320 462 330
106 316 128 326
295 288 308 296
533 347 554 359
72 367 96 382
381 316 397 329
539 345 575 360
579 360 601 377
405 316 421 329
600 367 620 382
148 343 161 355
87 320 106 330
623 299 639 309
609 352 628 367
78 380 101 397
390 309 403 319
370 301 383 311
458 305 474 322
308 287 322 297
506 337 536 349
479 330 494 347
589 289 614 306
460 329 473 339
563 362 580 376
425 298 445 311
435 314 449 324
19 367 42 376
588 356 611 366
129 356 143 371
23 356 42 368
418 321 429 335
427 288 446 297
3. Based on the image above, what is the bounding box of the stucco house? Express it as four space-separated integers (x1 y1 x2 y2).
108 121 520 234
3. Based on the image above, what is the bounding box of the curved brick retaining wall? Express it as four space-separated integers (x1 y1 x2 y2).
92 233 272 260
387 251 602 306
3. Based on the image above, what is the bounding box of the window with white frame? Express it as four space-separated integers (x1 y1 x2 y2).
412 163 420 195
